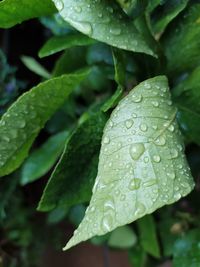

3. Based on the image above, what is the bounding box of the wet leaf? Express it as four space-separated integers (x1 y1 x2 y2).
52 0 155 56
0 0 56 28
63 76 194 250
37 111 107 211
0 71 89 177
20 131 69 185
39 33 95 58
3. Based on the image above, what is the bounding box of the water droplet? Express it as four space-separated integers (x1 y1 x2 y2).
120 194 126 201
144 83 151 89
129 178 141 190
102 214 113 232
167 100 172 106
140 123 148 132
2 135 10 142
104 199 115 211
135 202 146 216
132 94 143 103
110 27 121 36
171 149 178 159
174 192 181 201
153 155 161 163
71 21 93 36
55 0 64 11
1 121 5 126
98 13 103 18
143 179 157 187
132 113 137 118
155 136 166 146
103 136 110 144
18 120 26 128
129 143 145 160
107 6 114 13
74 6 82 13
152 101 159 107
125 119 133 129
168 125 175 132
144 157 149 163
167 172 176 179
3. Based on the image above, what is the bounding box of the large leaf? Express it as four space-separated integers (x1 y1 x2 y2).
162 4 200 74
0 0 56 28
0 71 89 177
63 76 194 250
173 66 200 145
39 33 95 58
173 229 200 267
20 131 69 185
37 111 107 211
52 0 155 57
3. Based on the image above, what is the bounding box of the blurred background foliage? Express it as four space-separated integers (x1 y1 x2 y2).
0 0 200 266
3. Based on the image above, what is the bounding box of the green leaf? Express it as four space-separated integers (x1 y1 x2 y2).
39 33 95 58
101 86 123 113
63 76 194 250
163 4 200 74
108 225 137 249
0 71 89 177
173 66 200 145
52 47 87 77
52 0 156 57
20 131 69 185
173 229 200 267
112 48 126 88
150 0 189 37
137 215 160 258
37 111 107 211
0 0 56 28
128 245 147 267
21 56 51 79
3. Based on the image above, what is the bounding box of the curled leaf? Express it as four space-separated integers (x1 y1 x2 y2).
63 76 194 250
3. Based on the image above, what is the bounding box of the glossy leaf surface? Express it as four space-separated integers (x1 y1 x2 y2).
0 0 56 28
39 33 95 58
52 0 155 56
63 76 194 250
0 71 88 177
21 131 69 185
38 111 107 211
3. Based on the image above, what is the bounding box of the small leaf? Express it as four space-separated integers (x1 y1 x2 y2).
162 4 200 74
52 0 156 56
173 229 200 267
150 0 189 37
0 0 56 28
20 131 69 185
102 86 123 113
37 111 107 211
137 215 160 258
173 66 200 145
39 33 95 58
0 71 89 177
63 76 194 250
21 55 51 79
108 225 137 249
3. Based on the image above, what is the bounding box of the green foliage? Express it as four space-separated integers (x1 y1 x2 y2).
0 0 199 266
63 76 194 250
0 71 89 176
0 0 56 28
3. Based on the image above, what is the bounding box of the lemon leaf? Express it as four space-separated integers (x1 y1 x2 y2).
63 75 194 250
